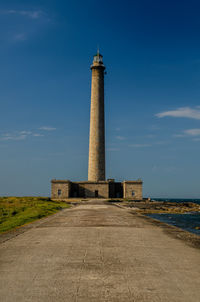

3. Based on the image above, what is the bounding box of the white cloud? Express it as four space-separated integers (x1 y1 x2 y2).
0 128 46 142
2 10 43 19
156 106 200 120
184 129 200 136
39 126 56 131
20 131 32 135
33 133 44 137
0 134 27 141
174 128 200 138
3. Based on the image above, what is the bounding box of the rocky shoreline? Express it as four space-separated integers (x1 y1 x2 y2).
115 200 200 214
111 200 200 247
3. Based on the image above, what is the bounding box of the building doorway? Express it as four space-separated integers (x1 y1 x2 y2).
95 190 98 198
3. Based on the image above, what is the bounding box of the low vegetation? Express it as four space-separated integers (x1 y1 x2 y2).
0 197 70 233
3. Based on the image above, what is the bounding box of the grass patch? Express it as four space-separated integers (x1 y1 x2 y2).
0 197 70 233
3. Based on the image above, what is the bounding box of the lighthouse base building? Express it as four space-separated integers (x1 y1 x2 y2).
51 179 142 200
51 51 143 201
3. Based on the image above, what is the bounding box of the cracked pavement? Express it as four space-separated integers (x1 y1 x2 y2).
0 200 200 301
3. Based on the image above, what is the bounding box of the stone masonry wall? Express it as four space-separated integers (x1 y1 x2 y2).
123 181 143 200
79 182 109 198
51 180 71 199
51 180 143 199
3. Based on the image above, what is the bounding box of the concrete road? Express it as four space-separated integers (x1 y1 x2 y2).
0 201 200 302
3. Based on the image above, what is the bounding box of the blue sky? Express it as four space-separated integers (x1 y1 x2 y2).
0 0 200 198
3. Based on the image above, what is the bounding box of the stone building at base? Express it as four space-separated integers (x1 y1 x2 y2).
51 179 143 200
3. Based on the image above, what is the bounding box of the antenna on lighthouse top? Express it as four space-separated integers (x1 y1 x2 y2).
97 45 100 55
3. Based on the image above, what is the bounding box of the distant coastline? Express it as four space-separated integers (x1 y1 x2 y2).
152 198 200 205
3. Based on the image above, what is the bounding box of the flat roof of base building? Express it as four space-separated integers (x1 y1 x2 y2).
51 179 143 184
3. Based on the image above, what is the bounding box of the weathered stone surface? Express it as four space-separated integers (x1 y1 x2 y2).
51 180 71 199
51 180 143 199
88 53 106 181
78 182 109 198
123 180 143 199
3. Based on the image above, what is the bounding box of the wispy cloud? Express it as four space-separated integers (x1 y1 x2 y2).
0 134 27 141
116 136 126 140
20 131 32 135
1 9 49 43
33 133 44 137
174 128 200 138
156 106 200 120
39 126 56 131
0 126 56 142
184 129 200 136
1 10 44 19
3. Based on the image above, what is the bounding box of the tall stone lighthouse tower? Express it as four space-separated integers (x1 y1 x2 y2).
88 51 106 181
51 52 143 200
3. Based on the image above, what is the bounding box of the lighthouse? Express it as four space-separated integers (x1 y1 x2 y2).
88 51 106 181
51 51 143 200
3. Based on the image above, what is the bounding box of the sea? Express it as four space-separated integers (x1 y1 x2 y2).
146 198 200 235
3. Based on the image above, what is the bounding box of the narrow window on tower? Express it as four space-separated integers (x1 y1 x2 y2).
132 191 135 197
58 189 62 196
